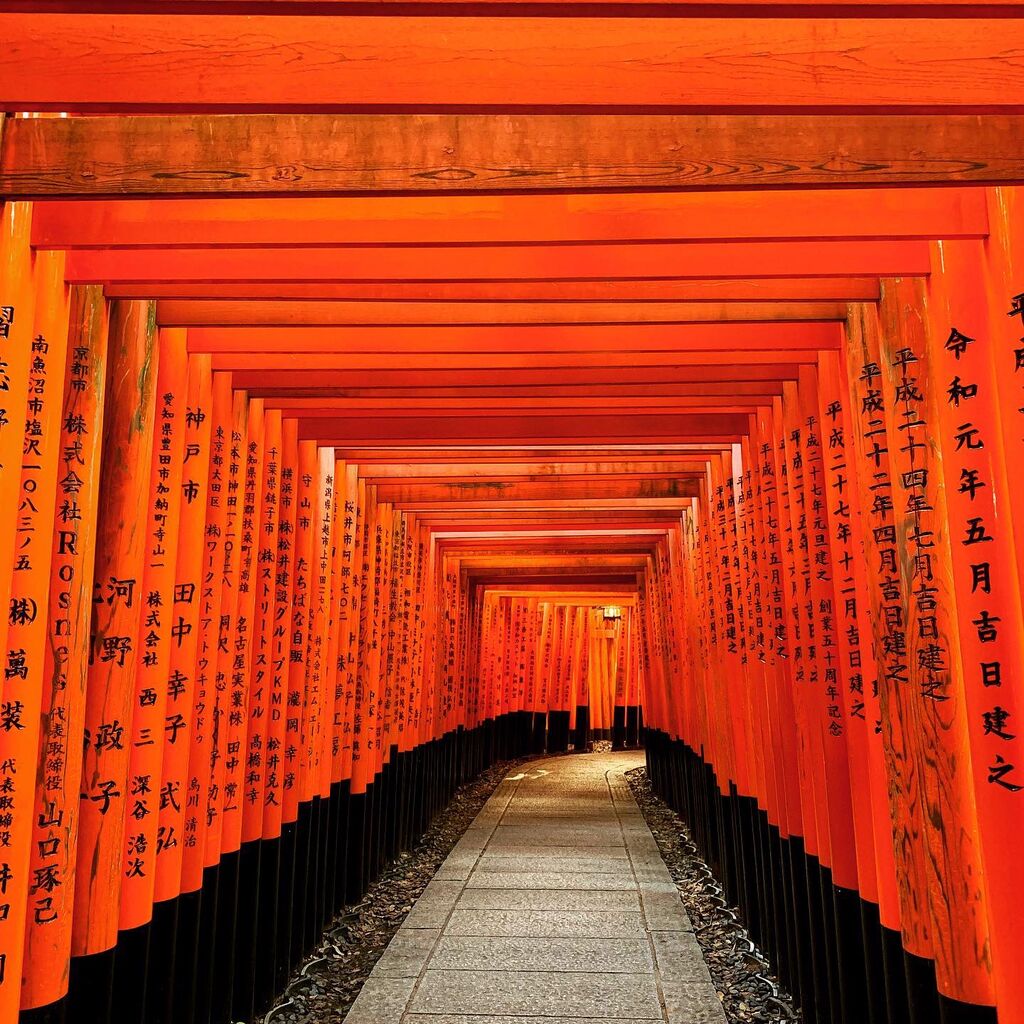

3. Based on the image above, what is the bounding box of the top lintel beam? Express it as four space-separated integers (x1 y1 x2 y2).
6 113 1022 198
2 18 1024 113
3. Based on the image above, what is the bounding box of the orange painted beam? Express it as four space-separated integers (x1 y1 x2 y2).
103 279 882 302
189 322 840 353
157 300 847 327
64 240 931 282
267 397 775 412
377 479 702 501
10 1 1021 10
2 17 1023 110
335 448 728 465
353 460 718 477
232 363 803 389
294 412 748 442
213 351 820 370
289 403 763 418
265 383 783 402
30 189 988 246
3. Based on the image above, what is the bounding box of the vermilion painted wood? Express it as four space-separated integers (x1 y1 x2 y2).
233 364 803 390
276 402 768 416
2 17 1023 111
103 279 882 301
29 189 988 245
220 357 816 379
374 479 702 501
63 240 932 282
6 1 1024 10
156 300 847 327
266 385 783 404
188 322 839 353
294 413 747 442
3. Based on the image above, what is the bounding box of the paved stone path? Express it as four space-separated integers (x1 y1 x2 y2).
343 751 727 1023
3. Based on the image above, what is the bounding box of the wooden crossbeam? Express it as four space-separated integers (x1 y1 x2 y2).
294 412 748 441
354 460 719 476
264 383 785 400
27 189 988 240
103 280 881 301
158 300 846 326
214 351 819 370
374 479 702 501
188 322 840 353
291 401 765 416
232 364 803 388
7 1 1021 10
270 398 775 413
64 241 929 282
334 446 729 463
2 19 1023 111
6 112 1023 197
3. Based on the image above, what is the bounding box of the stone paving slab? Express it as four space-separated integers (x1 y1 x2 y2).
456 888 641 912
445 908 649 938
402 1017 650 1024
475 853 632 874
465 870 637 890
429 935 654 973
344 751 726 1024
409 969 664 1018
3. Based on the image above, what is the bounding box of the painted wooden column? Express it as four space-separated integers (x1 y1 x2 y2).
21 285 107 1020
0 248 69 1020
71 299 157 1018
923 238 1024 1024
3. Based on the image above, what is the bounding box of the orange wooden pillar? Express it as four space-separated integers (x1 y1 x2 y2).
876 277 995 1018
149 350 214 1019
262 417 298 992
922 238 1024 1024
112 325 187 1018
21 286 107 1019
0 203 36 676
177 369 232 1020
0 248 69 1019
70 300 157 1018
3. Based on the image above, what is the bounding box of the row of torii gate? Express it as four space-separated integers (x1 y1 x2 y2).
1 5 1024 1024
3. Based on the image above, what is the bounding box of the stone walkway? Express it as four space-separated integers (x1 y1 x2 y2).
343 751 727 1023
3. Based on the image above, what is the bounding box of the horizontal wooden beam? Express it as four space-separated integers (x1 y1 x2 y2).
354 460 716 476
269 396 775 412
104 279 882 301
27 187 988 240
65 241 930 282
291 401 764 416
157 299 846 327
2 18 1023 111
335 446 728 463
231 364 802 388
188 322 839 353
7 1 1021 11
293 411 749 441
374 478 701 501
213 350 819 369
266 382 784 400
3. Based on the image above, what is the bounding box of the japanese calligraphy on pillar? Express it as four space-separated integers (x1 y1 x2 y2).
119 328 187 931
154 354 212 903
22 286 106 1012
0 251 69 1011
74 300 157 959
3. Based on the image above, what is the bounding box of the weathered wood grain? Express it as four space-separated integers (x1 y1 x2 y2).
5 114 1024 196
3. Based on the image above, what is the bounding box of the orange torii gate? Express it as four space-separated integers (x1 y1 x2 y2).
1 5 1024 1024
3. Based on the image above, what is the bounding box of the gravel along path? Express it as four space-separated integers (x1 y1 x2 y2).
261 757 525 1024
626 767 802 1024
